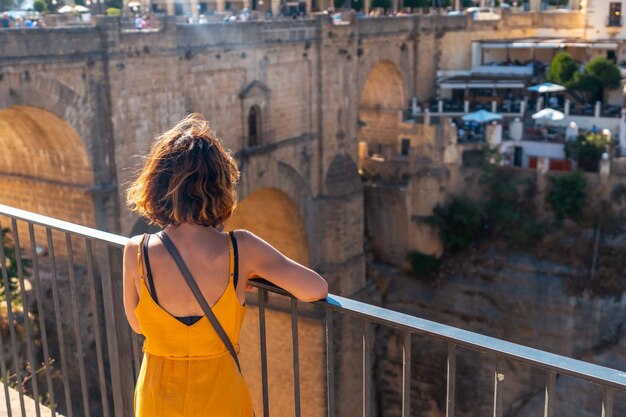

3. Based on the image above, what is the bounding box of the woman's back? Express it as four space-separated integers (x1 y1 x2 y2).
136 227 247 317
133 229 254 416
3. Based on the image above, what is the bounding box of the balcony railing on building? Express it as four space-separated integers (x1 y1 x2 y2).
1 204 626 417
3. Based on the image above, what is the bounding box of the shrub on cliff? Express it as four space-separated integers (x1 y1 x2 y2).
547 171 587 222
1 228 30 302
407 251 440 282
429 197 484 253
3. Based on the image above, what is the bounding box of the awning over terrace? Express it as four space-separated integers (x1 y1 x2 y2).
478 38 619 50
439 77 526 90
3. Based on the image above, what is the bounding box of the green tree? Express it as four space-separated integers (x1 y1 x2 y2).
333 0 362 10
547 53 621 103
429 197 484 253
403 0 426 11
547 51 579 86
371 0 391 9
33 0 47 12
585 57 621 101
547 171 587 221
569 57 621 103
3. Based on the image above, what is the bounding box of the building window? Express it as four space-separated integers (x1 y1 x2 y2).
248 106 261 147
608 2 622 27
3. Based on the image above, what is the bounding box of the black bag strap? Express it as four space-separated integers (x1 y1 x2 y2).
155 231 242 373
141 234 159 303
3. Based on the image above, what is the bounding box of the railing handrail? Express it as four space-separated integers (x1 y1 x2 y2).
2 203 626 392
0 204 127 247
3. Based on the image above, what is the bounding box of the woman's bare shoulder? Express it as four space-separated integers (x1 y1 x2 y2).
125 234 144 249
230 229 271 252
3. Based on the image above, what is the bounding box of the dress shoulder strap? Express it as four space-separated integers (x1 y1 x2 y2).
228 231 239 289
140 234 158 303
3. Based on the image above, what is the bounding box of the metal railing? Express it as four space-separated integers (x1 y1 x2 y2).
1 203 626 417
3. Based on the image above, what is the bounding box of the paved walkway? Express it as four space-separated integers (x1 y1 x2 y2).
0 385 64 417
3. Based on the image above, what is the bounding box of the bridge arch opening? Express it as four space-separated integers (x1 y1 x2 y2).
358 61 407 164
0 106 96 226
224 188 309 266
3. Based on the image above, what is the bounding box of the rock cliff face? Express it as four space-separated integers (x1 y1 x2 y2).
371 249 626 417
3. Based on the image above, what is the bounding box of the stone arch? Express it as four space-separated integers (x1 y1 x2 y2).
0 106 96 225
358 50 409 108
0 72 118 232
0 73 97 157
358 59 408 160
224 187 310 266
360 60 407 111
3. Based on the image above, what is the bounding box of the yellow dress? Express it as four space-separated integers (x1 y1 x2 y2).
133 234 254 417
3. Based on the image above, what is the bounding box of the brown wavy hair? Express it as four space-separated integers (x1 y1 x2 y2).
126 113 240 228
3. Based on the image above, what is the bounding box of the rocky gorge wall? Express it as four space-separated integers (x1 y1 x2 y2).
369 246 626 417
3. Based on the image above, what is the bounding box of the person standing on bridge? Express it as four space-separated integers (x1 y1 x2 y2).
123 113 328 417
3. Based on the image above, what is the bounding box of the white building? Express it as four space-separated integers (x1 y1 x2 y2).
581 0 626 41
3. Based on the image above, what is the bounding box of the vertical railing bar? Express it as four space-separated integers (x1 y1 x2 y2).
0 301 13 417
401 332 411 417
131 332 140 379
0 218 27 417
98 244 126 417
291 298 301 417
65 233 91 417
85 239 110 417
258 288 270 417
362 320 372 417
11 219 42 417
543 371 556 417
325 308 335 417
493 356 504 417
28 224 57 417
0 219 13 417
446 344 456 417
601 387 614 417
46 228 74 417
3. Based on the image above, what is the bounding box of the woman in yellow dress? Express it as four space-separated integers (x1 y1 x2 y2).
122 114 329 417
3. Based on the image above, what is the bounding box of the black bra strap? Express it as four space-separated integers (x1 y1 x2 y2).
155 231 242 373
142 234 158 304
228 231 239 289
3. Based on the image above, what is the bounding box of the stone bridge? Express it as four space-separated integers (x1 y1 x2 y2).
0 11 583 297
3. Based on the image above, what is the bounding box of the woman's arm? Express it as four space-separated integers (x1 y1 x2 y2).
235 230 328 302
122 236 143 334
